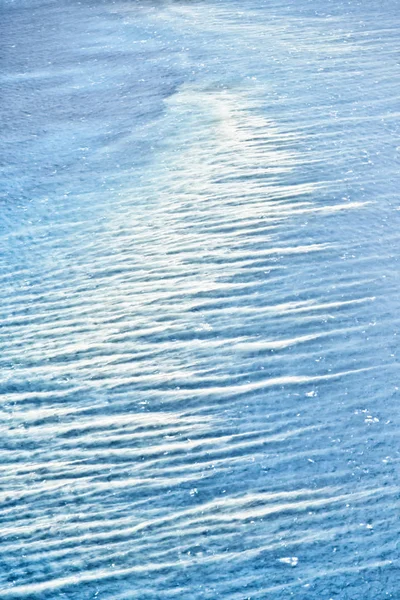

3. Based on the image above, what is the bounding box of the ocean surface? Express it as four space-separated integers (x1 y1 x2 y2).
1 0 400 597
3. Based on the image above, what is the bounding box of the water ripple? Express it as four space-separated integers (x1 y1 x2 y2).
1 0 400 598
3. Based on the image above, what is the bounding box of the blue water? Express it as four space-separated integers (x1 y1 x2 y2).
1 0 400 597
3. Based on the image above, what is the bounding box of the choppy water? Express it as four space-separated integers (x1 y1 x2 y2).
1 0 400 597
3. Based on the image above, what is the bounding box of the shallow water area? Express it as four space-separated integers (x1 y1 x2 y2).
1 0 400 598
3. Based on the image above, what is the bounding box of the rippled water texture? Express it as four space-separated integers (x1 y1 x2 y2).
1 0 400 597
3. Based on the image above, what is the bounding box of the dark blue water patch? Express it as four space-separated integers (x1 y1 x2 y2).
0 0 189 231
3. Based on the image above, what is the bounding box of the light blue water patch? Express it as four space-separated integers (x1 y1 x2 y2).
1 0 400 598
